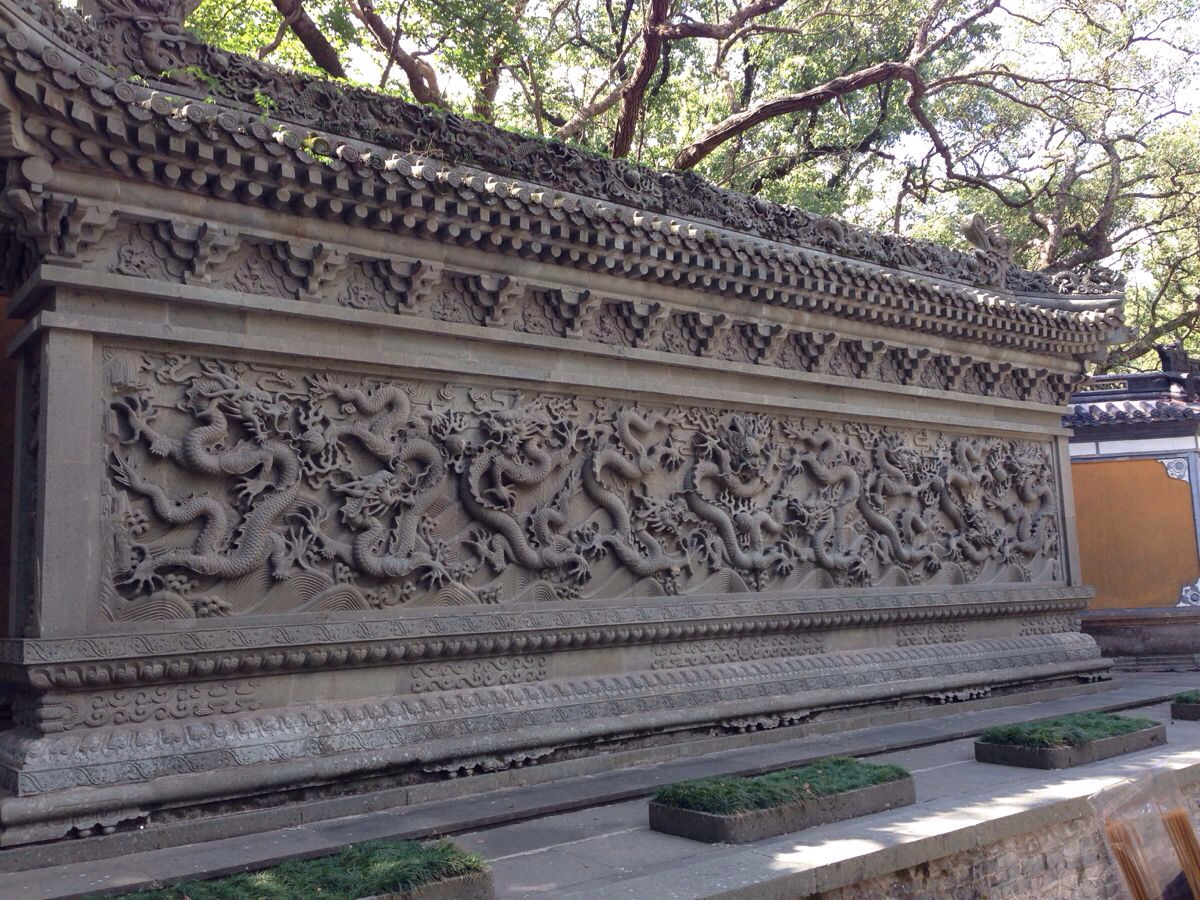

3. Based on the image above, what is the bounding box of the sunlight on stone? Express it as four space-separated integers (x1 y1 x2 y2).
770 838 887 871
876 748 1200 844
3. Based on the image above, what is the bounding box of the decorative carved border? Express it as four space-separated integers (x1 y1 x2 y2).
1178 577 1200 607
74 219 1082 404
0 585 1093 688
1161 457 1191 483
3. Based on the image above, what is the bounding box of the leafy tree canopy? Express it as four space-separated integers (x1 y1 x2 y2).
185 0 1200 372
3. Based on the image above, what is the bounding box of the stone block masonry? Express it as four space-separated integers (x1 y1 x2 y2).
813 766 1200 899
0 0 1124 849
816 815 1124 899
813 792 1197 899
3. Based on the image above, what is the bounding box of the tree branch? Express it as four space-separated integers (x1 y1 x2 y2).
674 60 915 169
611 0 669 158
268 0 346 78
348 0 446 106
657 0 789 40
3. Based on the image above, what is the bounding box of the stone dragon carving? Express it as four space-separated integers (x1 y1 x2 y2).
99 349 1065 621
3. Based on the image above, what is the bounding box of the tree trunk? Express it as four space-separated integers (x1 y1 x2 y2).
269 0 347 79
611 0 669 158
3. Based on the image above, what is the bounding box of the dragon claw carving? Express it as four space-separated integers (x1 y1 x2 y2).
236 476 275 506
118 546 167 594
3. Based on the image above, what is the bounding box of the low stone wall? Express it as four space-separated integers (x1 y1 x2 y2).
1083 608 1200 671
817 816 1120 899
816 779 1200 899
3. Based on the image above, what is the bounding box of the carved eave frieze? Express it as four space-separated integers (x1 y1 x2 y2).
0 0 1125 302
0 2 1124 368
11 214 1093 404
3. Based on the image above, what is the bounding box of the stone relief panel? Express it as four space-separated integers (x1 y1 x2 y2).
98 348 1065 623
410 656 547 693
896 622 969 646
1018 614 1080 635
651 634 828 669
15 682 262 733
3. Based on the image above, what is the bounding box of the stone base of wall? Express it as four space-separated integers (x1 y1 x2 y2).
1083 608 1200 672
0 585 1108 850
0 637 1108 849
1110 654 1200 672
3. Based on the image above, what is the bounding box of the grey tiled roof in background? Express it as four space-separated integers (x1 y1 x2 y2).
1066 396 1200 427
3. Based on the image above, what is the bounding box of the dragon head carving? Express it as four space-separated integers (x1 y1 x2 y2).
333 470 411 529
714 415 771 475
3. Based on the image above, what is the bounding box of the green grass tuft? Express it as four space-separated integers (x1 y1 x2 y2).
109 838 486 900
1174 690 1200 704
977 712 1158 749
652 756 909 816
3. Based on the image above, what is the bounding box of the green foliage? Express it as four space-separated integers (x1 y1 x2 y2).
187 0 339 77
978 713 1159 749
159 64 222 97
108 838 486 900
1174 690 1200 704
653 756 909 815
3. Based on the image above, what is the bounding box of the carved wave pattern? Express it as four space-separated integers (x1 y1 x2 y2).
99 349 1063 621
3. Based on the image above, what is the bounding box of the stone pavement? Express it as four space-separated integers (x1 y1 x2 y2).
3 671 1197 898
463 704 1200 898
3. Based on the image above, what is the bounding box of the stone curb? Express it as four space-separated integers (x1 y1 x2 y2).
1171 702 1200 721
974 724 1167 769
648 776 916 843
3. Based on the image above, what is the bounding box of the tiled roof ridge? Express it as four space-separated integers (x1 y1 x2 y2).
3 0 1125 300
1066 396 1200 426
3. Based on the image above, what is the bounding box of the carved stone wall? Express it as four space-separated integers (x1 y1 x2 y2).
0 0 1124 854
99 347 1063 623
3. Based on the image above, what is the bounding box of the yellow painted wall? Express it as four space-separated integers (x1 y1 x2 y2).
1072 457 1200 608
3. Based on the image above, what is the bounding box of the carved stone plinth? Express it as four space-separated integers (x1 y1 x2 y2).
0 0 1124 851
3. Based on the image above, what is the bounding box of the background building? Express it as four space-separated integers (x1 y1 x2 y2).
1069 345 1200 667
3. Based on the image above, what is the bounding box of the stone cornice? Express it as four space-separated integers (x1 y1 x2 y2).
0 585 1092 689
19 237 1095 409
0 0 1125 364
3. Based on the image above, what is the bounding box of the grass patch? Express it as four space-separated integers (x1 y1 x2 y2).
1174 690 1200 704
110 838 486 900
652 756 909 816
978 712 1158 750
